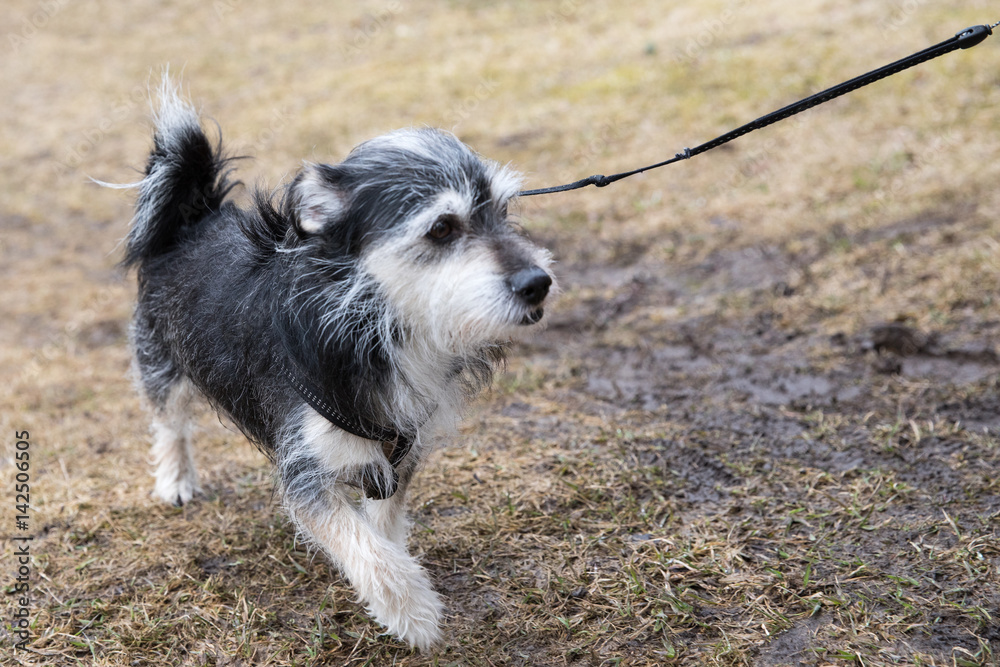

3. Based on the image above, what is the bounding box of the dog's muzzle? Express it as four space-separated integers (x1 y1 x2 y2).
509 266 552 325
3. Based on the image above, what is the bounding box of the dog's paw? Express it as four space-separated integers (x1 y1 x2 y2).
152 472 200 506
367 573 444 651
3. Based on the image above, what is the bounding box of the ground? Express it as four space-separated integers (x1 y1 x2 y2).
1 0 999 665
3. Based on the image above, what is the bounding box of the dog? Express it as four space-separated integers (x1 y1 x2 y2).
116 77 554 650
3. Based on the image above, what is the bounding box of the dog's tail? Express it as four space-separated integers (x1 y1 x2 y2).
119 75 236 269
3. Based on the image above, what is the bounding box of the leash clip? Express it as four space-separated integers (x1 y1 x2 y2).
956 24 993 49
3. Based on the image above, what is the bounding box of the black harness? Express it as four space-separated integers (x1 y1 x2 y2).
279 356 414 500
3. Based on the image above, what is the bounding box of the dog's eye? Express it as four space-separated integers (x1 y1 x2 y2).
427 216 458 242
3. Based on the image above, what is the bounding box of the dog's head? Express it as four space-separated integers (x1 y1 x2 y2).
288 128 555 354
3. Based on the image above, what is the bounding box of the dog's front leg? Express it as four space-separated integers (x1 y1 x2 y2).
365 458 417 547
280 416 442 650
287 490 442 650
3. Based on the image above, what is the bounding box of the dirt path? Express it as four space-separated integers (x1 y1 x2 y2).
485 217 1000 663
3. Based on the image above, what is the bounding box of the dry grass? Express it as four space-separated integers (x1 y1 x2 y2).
3 0 999 665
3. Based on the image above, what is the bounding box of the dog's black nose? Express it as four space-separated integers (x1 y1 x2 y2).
509 267 552 306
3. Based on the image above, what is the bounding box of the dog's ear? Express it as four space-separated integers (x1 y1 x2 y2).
290 164 349 235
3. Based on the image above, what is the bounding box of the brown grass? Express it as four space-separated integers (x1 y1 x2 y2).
3 0 999 665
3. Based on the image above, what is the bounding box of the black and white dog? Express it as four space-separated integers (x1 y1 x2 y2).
117 78 554 649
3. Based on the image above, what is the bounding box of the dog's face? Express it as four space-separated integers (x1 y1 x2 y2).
290 129 554 354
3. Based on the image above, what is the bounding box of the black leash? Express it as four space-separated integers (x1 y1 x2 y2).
519 22 997 197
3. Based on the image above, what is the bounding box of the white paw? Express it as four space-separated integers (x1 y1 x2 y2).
367 572 444 651
153 469 200 506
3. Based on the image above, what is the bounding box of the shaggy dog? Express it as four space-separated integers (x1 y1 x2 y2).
117 78 554 649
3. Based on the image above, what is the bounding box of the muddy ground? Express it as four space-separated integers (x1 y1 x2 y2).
487 207 1000 663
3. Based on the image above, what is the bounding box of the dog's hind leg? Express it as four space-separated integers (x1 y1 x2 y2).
132 317 200 506
149 378 199 506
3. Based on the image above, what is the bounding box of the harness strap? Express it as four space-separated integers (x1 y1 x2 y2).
278 359 414 500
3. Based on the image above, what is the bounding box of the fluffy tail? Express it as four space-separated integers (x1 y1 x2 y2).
120 76 235 269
